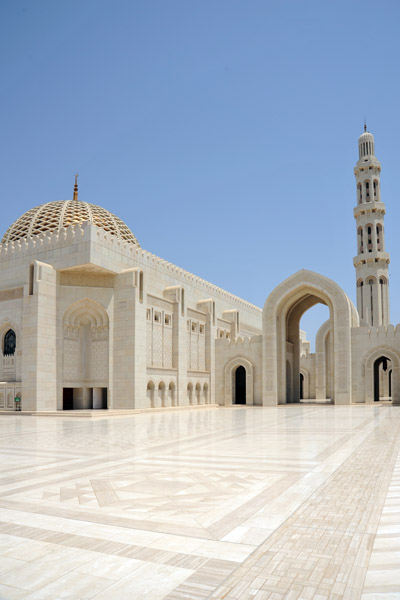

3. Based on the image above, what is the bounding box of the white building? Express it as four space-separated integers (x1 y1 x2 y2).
0 128 398 412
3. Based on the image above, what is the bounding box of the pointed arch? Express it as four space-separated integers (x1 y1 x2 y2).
62 298 109 387
63 298 109 329
224 357 254 406
364 346 400 404
262 270 357 405
0 319 21 350
0 320 21 382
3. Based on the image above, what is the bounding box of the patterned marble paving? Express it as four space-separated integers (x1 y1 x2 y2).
0 405 398 599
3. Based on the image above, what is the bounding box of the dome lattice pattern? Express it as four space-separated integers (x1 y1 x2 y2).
2 200 140 246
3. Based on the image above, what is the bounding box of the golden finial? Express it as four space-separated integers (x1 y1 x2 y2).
73 173 78 201
364 120 367 133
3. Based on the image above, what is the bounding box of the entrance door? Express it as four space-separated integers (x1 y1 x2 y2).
374 356 392 401
234 366 246 404
63 388 73 410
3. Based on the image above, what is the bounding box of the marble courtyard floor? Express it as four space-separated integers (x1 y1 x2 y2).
0 407 399 599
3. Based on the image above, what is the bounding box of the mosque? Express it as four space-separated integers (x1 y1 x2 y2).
0 128 397 412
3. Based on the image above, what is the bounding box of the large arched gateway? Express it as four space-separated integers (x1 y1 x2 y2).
262 270 359 405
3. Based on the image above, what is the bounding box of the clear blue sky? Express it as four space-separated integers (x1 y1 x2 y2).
1 0 400 347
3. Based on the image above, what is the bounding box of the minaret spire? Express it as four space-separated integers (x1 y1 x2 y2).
353 128 390 327
73 173 79 201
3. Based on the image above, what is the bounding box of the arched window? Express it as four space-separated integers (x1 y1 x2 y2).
366 225 372 252
376 224 382 251
358 227 364 254
365 181 370 200
373 180 379 199
357 280 364 319
358 183 362 203
368 279 375 325
3 329 16 356
380 277 387 324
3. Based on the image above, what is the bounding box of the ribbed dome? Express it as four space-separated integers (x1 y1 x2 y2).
358 131 374 143
2 200 140 246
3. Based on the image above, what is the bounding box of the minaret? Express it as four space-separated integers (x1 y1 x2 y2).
353 126 390 326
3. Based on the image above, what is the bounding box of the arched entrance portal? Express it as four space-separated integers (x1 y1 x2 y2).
373 356 392 402
234 366 246 404
62 298 109 410
224 357 254 406
365 347 400 404
262 270 358 405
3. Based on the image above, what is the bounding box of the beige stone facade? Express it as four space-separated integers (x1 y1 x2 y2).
1 128 398 410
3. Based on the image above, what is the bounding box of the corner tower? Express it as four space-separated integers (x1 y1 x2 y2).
353 126 390 326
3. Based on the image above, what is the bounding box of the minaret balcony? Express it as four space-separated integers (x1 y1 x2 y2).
354 201 385 218
353 251 390 267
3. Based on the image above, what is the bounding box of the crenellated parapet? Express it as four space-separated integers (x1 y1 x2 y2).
367 324 400 339
0 221 89 259
216 334 261 348
352 324 400 341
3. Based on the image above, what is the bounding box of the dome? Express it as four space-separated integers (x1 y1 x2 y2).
1 199 140 246
358 128 375 159
358 131 374 143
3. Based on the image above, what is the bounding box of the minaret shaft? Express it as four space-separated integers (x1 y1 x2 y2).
353 129 390 327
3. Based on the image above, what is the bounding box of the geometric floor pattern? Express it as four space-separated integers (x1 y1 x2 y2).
0 405 398 599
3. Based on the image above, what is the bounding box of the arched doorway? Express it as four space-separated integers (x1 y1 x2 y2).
364 347 400 404
373 356 392 402
223 358 254 406
300 373 304 399
234 366 246 404
262 270 358 405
